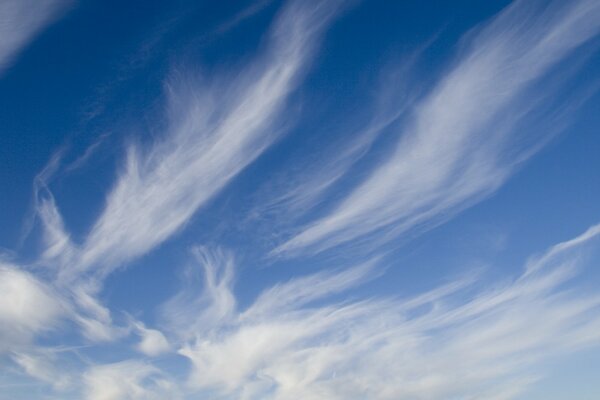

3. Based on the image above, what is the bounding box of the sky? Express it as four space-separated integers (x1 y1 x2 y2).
1 0 600 399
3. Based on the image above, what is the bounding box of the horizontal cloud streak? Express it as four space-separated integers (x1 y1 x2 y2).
275 0 600 257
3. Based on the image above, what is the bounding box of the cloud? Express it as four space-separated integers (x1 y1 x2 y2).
0 0 70 75
83 360 179 400
164 223 600 399
54 0 346 283
133 322 171 357
3 1 600 398
274 0 600 257
160 247 237 343
11 349 71 390
15 0 346 349
0 263 66 352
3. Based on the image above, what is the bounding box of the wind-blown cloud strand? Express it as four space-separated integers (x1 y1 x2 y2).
275 0 600 257
0 0 69 75
60 0 346 282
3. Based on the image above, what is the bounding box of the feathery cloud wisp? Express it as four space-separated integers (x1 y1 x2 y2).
83 360 179 400
275 0 600 257
63 0 345 281
0 0 69 75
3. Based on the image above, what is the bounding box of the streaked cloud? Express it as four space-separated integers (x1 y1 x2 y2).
60 0 345 282
2 0 599 398
166 223 600 399
18 0 345 348
275 0 600 257
0 0 69 75
11 349 71 390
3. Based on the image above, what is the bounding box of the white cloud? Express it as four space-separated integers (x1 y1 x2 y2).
0 263 65 351
274 0 600 257
11 349 71 390
59 0 346 283
83 360 178 400
19 0 345 348
160 247 237 343
166 223 600 399
0 0 69 75
3 1 599 399
133 323 171 357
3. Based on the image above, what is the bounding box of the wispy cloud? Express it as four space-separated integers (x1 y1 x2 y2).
162 223 600 399
83 360 179 400
3 1 600 398
274 0 600 257
3 0 347 383
10 349 71 390
0 0 70 75
56 0 346 283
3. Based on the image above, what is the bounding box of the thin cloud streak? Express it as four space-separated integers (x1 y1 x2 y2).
0 0 69 75
275 0 600 257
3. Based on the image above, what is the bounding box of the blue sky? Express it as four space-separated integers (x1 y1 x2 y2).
1 0 600 398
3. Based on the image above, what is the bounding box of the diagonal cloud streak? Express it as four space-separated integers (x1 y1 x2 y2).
0 0 69 75
62 0 345 282
274 0 600 257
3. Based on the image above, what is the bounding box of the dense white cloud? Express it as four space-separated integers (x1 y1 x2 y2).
133 322 171 357
0 0 69 75
0 263 65 351
275 0 600 257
